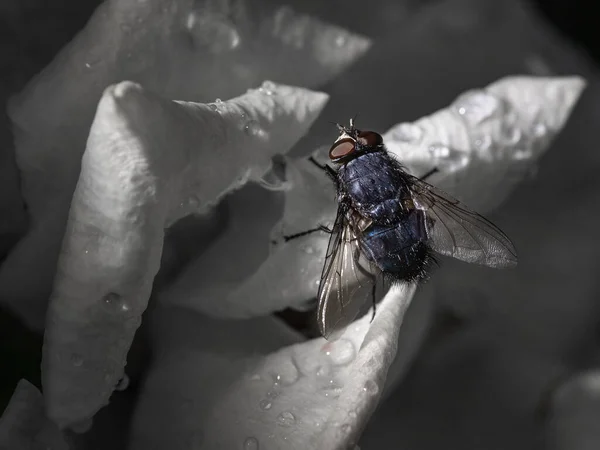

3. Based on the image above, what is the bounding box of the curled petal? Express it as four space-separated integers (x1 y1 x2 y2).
384 76 587 211
130 284 421 449
41 82 328 428
0 380 68 449
0 0 368 330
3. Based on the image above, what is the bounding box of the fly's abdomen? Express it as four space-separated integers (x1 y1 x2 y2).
360 210 430 282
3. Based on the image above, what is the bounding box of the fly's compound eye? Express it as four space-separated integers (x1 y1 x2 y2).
329 139 356 161
357 130 383 148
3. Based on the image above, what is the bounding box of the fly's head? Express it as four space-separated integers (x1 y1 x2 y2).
328 117 384 164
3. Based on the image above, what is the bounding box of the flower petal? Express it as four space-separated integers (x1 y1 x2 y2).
130 284 422 449
163 76 585 324
0 0 368 331
41 81 328 428
0 380 68 449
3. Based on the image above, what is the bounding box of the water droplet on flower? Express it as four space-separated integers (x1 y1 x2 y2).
513 148 533 161
316 365 329 377
186 12 241 53
70 417 93 434
115 374 130 391
244 120 264 137
102 292 130 312
335 34 347 47
71 354 83 367
452 90 501 125
533 123 547 138
474 135 492 151
503 128 523 146
188 195 200 208
327 338 356 366
323 380 343 398
428 144 469 172
266 390 280 399
276 411 296 427
348 409 357 418
208 103 220 112
390 123 423 143
259 399 273 410
215 98 223 103
363 380 379 395
300 245 314 254
272 365 299 386
259 80 276 95
243 437 260 450
340 423 352 434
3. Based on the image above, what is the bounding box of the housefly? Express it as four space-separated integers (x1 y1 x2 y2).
286 119 517 339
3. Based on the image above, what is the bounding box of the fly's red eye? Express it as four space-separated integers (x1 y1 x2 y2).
329 139 356 160
357 131 383 147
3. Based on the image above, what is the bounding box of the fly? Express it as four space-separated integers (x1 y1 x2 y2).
285 119 518 339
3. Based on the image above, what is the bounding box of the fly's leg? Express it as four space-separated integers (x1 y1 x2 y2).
370 282 377 322
419 167 439 182
309 156 337 183
284 225 332 242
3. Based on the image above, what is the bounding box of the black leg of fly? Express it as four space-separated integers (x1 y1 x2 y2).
308 156 337 182
419 167 439 182
283 225 333 242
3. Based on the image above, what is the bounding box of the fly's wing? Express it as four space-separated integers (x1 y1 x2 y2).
317 205 379 340
407 176 518 268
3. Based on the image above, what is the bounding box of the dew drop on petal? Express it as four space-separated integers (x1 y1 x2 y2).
335 34 347 47
276 411 296 427
102 292 129 312
259 399 273 411
70 417 93 434
428 144 469 172
259 80 276 95
452 90 501 125
348 409 358 419
244 120 264 137
513 148 533 161
208 103 220 112
533 123 547 138
186 12 241 53
474 135 492 151
363 380 379 395
503 128 523 146
243 437 260 450
215 98 223 103
340 423 352 434
327 338 356 366
390 123 423 143
115 374 130 391
266 390 280 399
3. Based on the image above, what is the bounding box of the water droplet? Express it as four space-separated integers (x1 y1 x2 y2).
71 354 83 367
208 103 220 112
327 338 356 366
513 148 533 161
188 195 200 209
70 417 93 434
390 123 423 143
428 144 469 172
363 380 379 395
276 411 296 427
102 292 130 312
452 90 501 125
533 123 547 138
244 120 264 137
259 80 276 95
115 374 130 391
259 399 273 410
301 245 315 254
272 365 299 386
503 128 523 146
335 34 347 47
316 365 329 377
474 135 492 151
266 390 280 399
243 437 260 450
340 423 352 434
323 380 343 398
186 12 241 53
